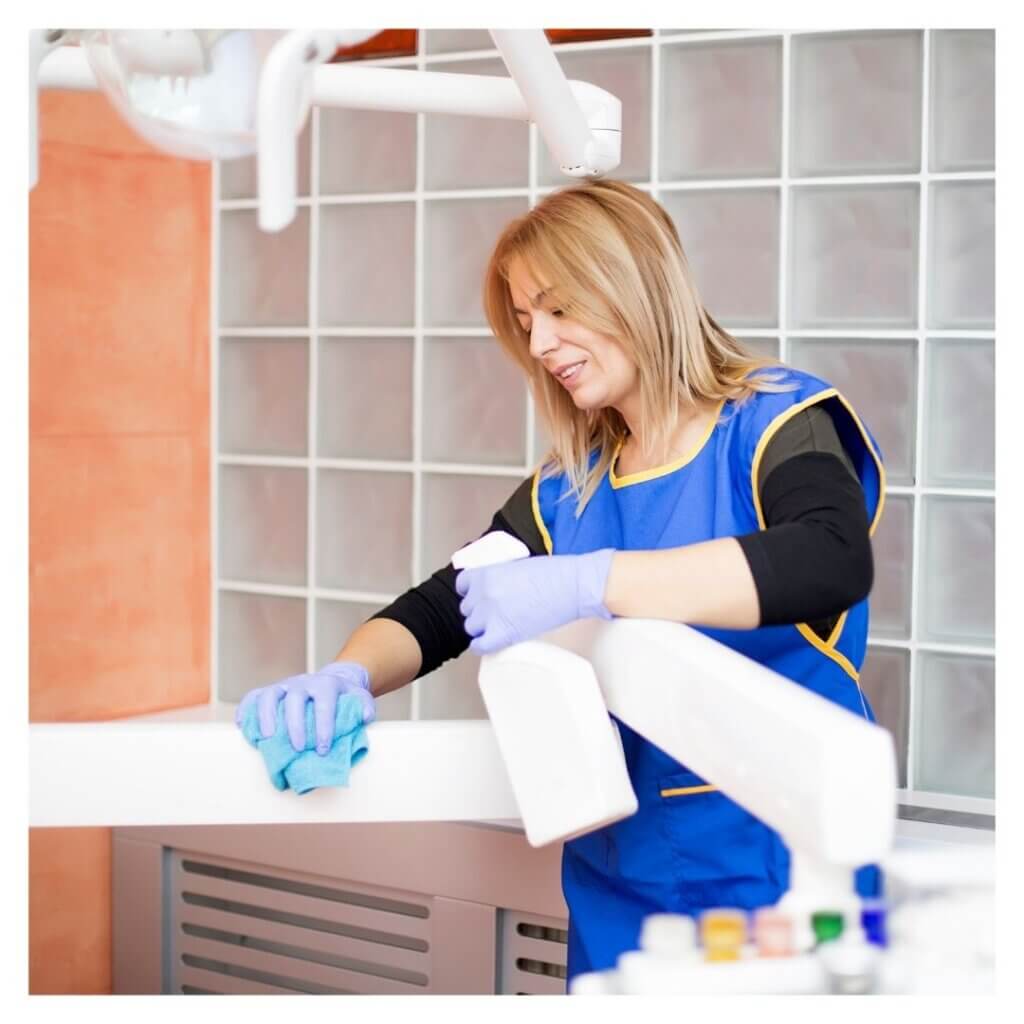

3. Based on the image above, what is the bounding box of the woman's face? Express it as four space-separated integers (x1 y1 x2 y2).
506 256 639 414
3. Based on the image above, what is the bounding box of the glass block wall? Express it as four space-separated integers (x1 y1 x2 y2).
212 29 995 824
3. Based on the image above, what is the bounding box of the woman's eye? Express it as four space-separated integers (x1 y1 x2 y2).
551 309 564 318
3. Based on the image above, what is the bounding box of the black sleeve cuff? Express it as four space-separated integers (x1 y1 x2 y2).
737 452 874 626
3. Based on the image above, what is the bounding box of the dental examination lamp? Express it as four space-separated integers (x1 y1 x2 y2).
485 618 898 921
453 534 898 927
29 29 622 231
482 617 995 995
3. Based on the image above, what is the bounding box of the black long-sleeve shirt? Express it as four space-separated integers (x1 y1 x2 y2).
370 405 873 678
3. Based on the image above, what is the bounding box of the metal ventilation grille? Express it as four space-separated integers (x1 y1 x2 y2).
497 910 569 995
170 851 434 995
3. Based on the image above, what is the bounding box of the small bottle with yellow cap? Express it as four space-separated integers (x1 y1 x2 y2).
699 908 749 963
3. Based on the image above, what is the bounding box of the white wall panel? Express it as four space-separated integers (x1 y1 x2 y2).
219 466 308 585
317 469 412 594
220 338 309 456
914 653 994 798
318 337 414 460
929 30 995 173
788 185 919 329
219 209 310 326
661 188 780 327
660 37 782 180
790 31 923 177
422 337 526 465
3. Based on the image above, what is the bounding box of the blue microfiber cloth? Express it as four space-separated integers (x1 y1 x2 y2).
240 695 369 795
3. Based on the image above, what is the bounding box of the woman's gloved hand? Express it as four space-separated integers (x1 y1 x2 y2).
455 549 615 655
234 661 376 755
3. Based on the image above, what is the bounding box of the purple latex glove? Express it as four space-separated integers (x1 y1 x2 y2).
455 549 615 655
234 661 376 755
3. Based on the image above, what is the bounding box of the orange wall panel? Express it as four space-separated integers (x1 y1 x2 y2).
30 145 209 439
30 434 209 720
35 88 160 156
29 89 212 993
29 829 112 995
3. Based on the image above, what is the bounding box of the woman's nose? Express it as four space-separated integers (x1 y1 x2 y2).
529 318 559 360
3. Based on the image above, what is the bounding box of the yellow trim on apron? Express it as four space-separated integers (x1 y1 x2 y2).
531 466 554 555
660 784 718 798
609 399 727 489
748 388 886 684
826 609 849 648
794 623 861 681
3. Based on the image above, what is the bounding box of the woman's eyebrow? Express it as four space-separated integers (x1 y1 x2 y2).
512 290 548 314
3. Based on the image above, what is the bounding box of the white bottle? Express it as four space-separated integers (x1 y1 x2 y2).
817 915 881 995
452 532 638 847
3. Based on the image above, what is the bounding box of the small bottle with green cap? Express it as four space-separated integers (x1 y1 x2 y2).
811 910 845 947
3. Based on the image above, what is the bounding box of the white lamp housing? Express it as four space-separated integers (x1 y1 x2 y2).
31 28 623 233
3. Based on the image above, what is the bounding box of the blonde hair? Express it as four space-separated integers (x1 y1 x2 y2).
483 179 789 513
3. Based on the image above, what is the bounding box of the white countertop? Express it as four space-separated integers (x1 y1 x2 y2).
30 701 523 828
30 700 993 850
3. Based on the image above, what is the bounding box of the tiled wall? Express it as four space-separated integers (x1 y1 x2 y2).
29 90 212 992
213 30 995 821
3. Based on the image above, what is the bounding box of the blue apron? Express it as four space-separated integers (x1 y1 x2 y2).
531 368 886 984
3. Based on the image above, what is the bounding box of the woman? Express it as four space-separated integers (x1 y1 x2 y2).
237 179 885 985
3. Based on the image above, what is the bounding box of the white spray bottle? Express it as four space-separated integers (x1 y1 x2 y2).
451 532 638 847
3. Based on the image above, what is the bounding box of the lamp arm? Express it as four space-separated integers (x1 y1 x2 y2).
257 30 349 231
490 29 621 177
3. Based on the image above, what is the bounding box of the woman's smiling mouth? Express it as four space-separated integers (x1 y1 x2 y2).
554 360 587 387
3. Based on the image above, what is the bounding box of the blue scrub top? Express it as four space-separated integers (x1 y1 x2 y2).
531 366 886 983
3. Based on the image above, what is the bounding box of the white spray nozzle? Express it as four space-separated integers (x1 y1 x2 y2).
450 531 531 570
